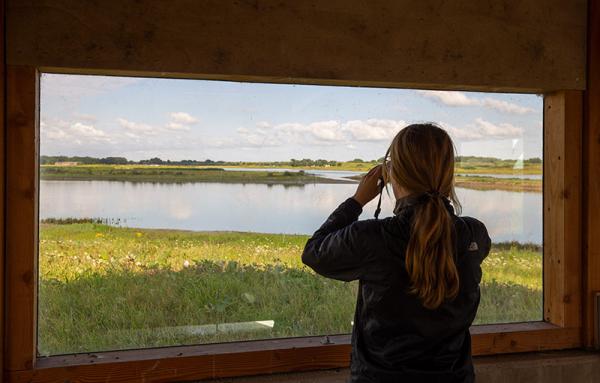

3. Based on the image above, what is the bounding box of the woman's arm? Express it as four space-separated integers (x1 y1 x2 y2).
302 165 383 281
301 197 366 281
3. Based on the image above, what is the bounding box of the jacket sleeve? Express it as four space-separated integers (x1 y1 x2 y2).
464 216 492 264
301 197 370 282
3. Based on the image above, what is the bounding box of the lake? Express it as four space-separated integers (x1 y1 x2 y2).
39 179 542 244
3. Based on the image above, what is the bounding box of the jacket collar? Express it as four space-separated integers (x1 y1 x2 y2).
393 193 455 216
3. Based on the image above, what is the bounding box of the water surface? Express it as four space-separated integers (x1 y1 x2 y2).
40 180 542 244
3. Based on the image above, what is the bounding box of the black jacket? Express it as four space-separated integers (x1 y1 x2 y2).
302 196 491 383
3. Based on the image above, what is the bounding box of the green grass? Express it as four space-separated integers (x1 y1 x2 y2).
38 223 542 356
40 165 353 184
345 174 541 193
455 162 541 175
217 160 542 175
455 175 541 193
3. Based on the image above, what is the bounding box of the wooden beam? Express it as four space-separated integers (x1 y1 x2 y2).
544 91 583 328
0 0 6 378
2 323 580 383
583 0 600 349
6 0 587 92
5 65 38 372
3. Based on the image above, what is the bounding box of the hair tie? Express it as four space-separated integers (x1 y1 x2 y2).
425 190 442 199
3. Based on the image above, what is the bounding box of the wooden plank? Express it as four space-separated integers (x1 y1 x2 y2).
6 0 587 91
543 91 583 328
3 324 580 383
0 0 5 379
35 335 353 367
583 0 600 349
471 324 581 355
5 65 38 371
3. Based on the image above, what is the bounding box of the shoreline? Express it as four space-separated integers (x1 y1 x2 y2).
40 166 355 185
39 220 543 250
40 165 542 192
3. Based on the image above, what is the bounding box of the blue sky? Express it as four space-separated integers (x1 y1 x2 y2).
40 74 543 162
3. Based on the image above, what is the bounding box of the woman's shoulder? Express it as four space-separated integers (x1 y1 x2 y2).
455 215 490 238
456 215 488 233
349 215 410 243
454 215 492 260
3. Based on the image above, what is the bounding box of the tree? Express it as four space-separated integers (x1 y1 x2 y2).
526 157 542 164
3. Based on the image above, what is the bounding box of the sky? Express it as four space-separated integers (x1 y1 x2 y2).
40 74 543 162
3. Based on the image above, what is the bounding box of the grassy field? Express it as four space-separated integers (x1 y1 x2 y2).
344 174 541 193
39 165 353 185
207 160 542 175
455 175 541 193
38 222 542 356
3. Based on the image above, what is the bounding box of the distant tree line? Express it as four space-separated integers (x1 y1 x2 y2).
40 156 130 165
40 156 230 166
40 155 542 166
455 156 542 164
289 159 341 167
137 157 229 166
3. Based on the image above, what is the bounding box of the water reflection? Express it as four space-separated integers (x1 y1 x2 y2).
40 180 541 244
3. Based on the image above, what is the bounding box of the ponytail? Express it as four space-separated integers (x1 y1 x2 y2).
405 194 459 309
385 123 461 309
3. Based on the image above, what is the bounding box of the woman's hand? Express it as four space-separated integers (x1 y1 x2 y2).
352 165 385 207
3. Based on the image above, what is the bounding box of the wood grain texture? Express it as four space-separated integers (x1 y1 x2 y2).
3 324 580 383
5 66 38 372
0 0 5 378
583 0 600 349
6 0 587 91
543 92 583 329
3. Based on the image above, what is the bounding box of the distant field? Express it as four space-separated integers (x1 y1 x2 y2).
455 175 541 193
38 223 542 356
210 160 542 175
39 165 353 185
40 164 542 192
344 173 541 193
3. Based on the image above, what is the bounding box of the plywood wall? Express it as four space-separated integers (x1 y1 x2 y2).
6 0 587 91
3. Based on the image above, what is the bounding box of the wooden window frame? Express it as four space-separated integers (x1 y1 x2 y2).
3 66 585 382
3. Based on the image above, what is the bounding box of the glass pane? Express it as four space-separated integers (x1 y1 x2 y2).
38 74 542 355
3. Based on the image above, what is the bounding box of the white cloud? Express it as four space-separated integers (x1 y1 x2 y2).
342 119 405 141
165 122 191 131
41 119 112 146
440 122 484 141
117 118 158 135
41 121 70 140
472 118 522 137
307 121 344 141
119 114 197 134
170 112 198 124
229 119 404 148
70 122 108 139
41 74 139 99
417 90 534 115
417 91 476 107
479 98 533 115
440 118 523 141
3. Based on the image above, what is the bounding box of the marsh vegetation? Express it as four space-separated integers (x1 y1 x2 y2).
39 222 541 355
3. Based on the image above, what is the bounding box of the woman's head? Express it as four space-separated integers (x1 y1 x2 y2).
384 123 460 207
383 123 461 309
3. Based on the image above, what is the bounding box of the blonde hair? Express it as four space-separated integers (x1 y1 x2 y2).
384 123 461 309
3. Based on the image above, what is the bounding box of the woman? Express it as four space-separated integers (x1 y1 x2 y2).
302 123 491 383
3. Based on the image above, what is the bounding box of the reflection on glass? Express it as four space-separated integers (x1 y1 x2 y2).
38 74 542 355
